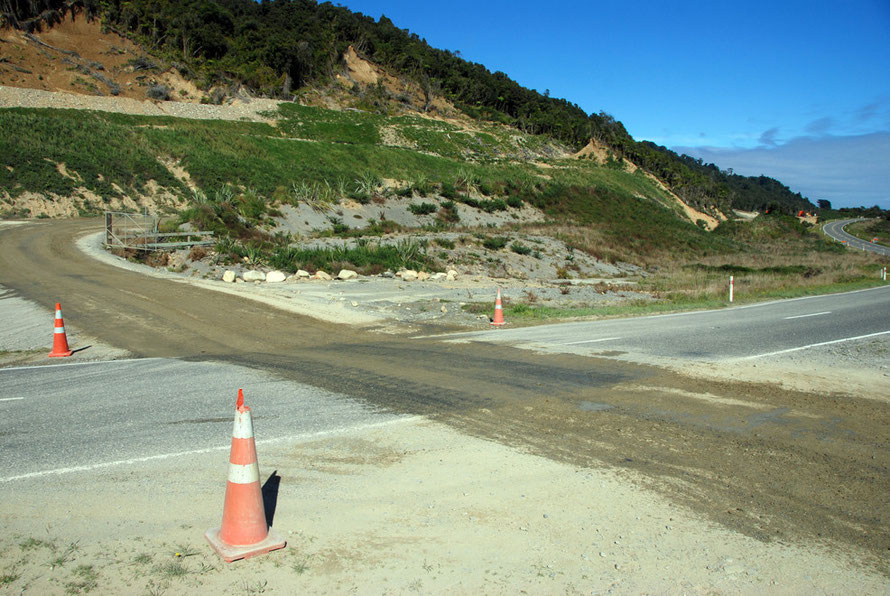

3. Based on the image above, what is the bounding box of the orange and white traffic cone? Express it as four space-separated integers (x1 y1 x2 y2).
48 302 73 358
205 389 286 562
491 287 505 327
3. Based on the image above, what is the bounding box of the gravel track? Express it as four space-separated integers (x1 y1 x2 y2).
0 84 282 121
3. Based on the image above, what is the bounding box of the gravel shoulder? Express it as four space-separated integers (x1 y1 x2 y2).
1 417 885 594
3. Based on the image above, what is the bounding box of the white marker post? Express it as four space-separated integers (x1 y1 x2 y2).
729 275 734 303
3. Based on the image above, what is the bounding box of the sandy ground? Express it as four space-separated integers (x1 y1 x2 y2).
2 414 887 595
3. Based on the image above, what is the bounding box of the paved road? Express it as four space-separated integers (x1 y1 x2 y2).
0 358 408 483
823 217 890 257
441 286 890 362
1 219 889 568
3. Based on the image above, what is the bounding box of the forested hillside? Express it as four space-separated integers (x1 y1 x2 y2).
2 0 816 215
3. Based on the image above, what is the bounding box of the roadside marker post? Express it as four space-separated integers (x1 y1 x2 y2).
729 276 734 303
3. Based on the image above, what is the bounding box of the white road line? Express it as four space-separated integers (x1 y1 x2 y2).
562 337 621 346
0 357 162 373
0 415 421 483
784 311 831 320
737 331 890 361
0 397 24 402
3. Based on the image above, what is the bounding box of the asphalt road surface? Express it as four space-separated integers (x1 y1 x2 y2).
1 219 889 573
823 217 890 257
441 286 890 362
0 358 408 483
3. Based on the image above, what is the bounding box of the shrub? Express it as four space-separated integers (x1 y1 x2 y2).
146 85 171 101
188 245 208 261
440 181 456 199
480 198 508 213
408 202 437 215
510 242 531 255
482 236 509 250
434 237 456 249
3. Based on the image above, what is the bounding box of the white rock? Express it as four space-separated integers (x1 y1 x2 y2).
243 270 266 282
266 270 287 283
222 270 236 283
417 271 430 281
235 278 244 284
338 269 358 280
401 269 418 281
351 301 359 307
430 272 447 281
285 274 300 283
313 270 332 281
296 269 311 278
440 305 448 314
446 269 458 281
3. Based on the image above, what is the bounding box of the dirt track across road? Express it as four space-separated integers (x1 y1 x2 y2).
1 218 889 579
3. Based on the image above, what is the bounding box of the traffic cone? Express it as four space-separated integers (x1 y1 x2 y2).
205 389 286 562
48 302 72 358
491 287 505 326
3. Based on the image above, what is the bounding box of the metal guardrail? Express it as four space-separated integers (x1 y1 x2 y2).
104 212 214 251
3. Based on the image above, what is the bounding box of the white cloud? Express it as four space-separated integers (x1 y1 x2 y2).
675 132 890 209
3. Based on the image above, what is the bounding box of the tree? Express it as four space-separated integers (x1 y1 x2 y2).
817 199 832 210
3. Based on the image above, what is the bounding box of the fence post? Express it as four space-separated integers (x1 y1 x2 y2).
729 275 734 303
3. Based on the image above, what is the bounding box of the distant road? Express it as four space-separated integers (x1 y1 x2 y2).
442 286 890 363
823 218 890 257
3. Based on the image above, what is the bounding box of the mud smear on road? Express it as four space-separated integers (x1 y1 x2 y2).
211 340 890 576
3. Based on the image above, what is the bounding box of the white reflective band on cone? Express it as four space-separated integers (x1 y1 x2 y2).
227 462 260 484
232 412 255 439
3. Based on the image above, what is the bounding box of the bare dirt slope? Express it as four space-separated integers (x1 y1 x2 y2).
0 13 200 100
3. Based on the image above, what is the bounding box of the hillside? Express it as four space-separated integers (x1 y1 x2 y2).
1 0 816 217
2 3 885 331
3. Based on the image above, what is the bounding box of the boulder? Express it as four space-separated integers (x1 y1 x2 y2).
430 272 447 281
243 270 266 282
401 269 418 281
446 269 459 281
338 269 358 280
222 270 236 283
296 269 311 278
266 270 287 283
417 271 430 281
313 270 332 281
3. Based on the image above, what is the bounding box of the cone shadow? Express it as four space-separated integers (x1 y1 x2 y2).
70 345 91 355
262 470 281 527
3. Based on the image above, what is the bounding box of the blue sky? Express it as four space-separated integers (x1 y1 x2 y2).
335 0 890 208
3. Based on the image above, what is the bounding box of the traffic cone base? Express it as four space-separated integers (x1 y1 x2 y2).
205 526 285 563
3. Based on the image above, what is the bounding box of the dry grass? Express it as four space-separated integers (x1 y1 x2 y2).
643 249 883 302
